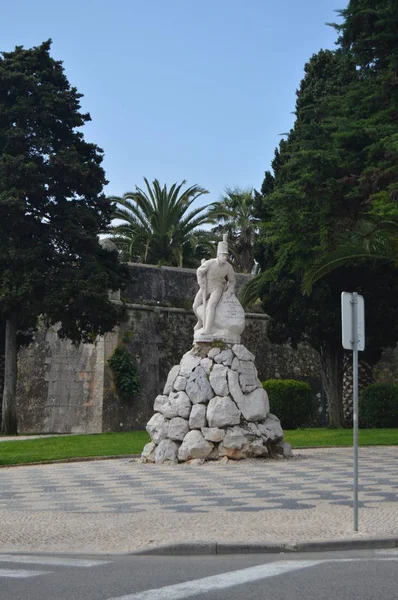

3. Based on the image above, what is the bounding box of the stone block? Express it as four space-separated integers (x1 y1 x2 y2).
232 344 255 362
163 365 180 395
154 439 179 463
146 413 169 444
158 391 191 419
141 442 156 463
186 366 213 404
200 358 212 374
214 349 234 366
209 364 229 397
189 404 207 429
179 354 201 377
201 427 225 442
206 396 240 428
178 430 214 461
228 370 269 421
169 416 190 441
173 376 187 391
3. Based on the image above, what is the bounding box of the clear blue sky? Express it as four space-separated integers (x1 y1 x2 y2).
1 0 343 204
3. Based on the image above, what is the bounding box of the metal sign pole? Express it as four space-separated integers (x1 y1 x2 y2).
342 291 364 533
351 292 359 532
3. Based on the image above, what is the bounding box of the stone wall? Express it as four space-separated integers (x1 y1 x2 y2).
12 262 397 434
16 310 321 434
102 305 322 432
16 303 322 433
17 327 110 434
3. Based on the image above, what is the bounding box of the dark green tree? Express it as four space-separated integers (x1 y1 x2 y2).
108 178 214 267
249 1 398 427
0 41 127 434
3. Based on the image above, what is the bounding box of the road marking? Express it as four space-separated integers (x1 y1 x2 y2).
337 557 398 562
107 560 322 600
0 568 50 578
0 554 110 568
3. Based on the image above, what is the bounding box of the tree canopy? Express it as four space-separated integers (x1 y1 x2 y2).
250 1 398 427
0 40 127 433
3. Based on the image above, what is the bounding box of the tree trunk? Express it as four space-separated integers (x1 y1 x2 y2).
241 245 254 274
320 344 346 428
1 315 18 435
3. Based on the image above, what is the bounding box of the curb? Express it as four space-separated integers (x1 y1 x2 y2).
136 538 398 556
0 455 141 469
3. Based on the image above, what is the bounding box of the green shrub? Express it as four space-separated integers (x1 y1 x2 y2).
262 379 313 429
359 383 398 428
108 347 140 401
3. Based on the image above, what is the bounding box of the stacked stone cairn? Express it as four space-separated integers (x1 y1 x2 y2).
142 343 292 464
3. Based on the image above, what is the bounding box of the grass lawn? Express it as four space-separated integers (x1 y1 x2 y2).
284 427 398 448
0 428 396 466
0 431 150 466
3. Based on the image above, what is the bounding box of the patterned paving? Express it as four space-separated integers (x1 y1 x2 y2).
0 447 396 514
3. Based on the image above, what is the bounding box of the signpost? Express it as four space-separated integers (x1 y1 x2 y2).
341 292 365 532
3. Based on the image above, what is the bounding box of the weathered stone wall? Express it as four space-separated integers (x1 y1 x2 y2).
17 327 109 434
122 263 253 307
16 307 321 433
10 264 324 433
8 263 398 433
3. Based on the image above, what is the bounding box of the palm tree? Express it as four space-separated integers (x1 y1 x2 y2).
208 187 260 273
107 178 216 268
302 218 398 295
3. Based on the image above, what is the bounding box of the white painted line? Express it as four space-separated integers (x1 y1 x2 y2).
0 568 50 578
107 560 322 600
337 557 398 562
0 554 110 568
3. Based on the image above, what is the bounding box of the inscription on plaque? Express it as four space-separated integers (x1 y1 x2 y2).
238 362 258 392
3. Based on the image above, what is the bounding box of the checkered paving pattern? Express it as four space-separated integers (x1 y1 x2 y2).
0 447 396 514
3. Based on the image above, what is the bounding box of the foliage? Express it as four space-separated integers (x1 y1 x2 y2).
251 2 398 427
108 347 140 401
302 217 398 294
359 383 398 429
0 40 127 339
108 178 215 267
262 379 313 429
0 40 128 433
208 187 260 273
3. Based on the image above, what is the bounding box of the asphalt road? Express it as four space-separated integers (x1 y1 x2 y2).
1 548 398 600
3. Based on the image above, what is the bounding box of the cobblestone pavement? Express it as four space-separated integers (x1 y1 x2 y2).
0 447 397 554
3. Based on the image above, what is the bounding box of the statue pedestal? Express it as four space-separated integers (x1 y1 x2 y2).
142 263 292 464
142 343 291 464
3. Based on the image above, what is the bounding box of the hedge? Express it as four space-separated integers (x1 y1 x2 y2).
262 379 313 429
359 383 398 428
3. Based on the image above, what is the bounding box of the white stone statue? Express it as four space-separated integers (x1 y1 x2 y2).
193 235 245 343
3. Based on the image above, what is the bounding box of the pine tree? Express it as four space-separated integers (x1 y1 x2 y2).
0 41 127 433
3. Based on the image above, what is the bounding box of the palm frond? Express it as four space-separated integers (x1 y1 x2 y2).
238 272 268 308
302 241 397 295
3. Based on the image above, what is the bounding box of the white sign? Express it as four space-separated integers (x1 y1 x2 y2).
341 292 365 351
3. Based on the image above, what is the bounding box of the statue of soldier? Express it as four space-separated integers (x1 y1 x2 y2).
193 234 236 336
